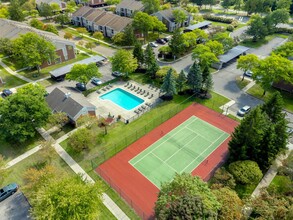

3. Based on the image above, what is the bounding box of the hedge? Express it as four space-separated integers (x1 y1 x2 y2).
274 27 293 34
203 14 235 24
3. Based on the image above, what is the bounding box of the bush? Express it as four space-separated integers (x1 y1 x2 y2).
211 167 236 189
229 160 263 185
274 27 293 34
226 25 234 32
67 127 96 152
203 14 235 24
156 66 178 81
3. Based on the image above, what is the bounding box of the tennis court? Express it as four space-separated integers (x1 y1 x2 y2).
129 116 229 188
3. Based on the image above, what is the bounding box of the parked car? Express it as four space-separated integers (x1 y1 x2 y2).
96 58 108 67
2 89 12 97
237 105 251 117
0 183 18 202
163 36 171 42
287 127 293 135
244 70 253 77
112 71 123 77
156 38 166 44
76 82 86 91
91 77 102 85
149 42 158 48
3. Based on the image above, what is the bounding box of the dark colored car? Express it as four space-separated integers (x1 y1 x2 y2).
2 89 12 97
156 38 166 44
0 183 18 202
163 36 171 42
76 82 86 91
237 105 251 117
91 77 103 85
112 71 123 77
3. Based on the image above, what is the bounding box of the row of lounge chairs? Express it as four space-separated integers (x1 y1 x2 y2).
124 83 155 99
134 103 153 114
97 84 113 93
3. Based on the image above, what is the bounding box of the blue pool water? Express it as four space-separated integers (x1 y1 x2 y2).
100 88 144 110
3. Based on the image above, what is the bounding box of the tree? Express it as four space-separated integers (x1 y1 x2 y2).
228 160 263 185
0 38 13 55
76 27 87 37
246 14 268 41
30 18 44 29
85 41 96 51
221 0 232 11
169 28 185 58
206 40 224 57
68 127 96 152
269 9 290 27
66 63 101 84
191 0 204 9
0 5 9 18
38 2 53 19
261 91 285 123
54 13 70 27
142 0 160 14
12 32 56 74
111 32 125 45
48 112 69 129
144 44 159 77
155 173 220 219
276 0 291 11
202 71 213 95
50 2 61 12
183 32 198 49
0 84 51 143
176 70 186 93
172 9 187 28
244 0 265 14
111 49 138 78
133 41 144 68
252 54 293 95
160 68 177 98
233 0 243 12
152 16 167 34
92 32 104 41
192 44 218 69
273 41 293 59
187 62 202 94
43 24 58 35
8 0 25 21
236 54 259 80
30 175 103 220
156 66 178 80
122 25 136 46
212 32 234 52
133 12 154 42
210 167 236 189
213 187 243 220
64 32 73 40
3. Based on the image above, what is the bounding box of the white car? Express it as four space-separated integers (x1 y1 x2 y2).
149 42 158 48
244 70 253 77
237 105 251 117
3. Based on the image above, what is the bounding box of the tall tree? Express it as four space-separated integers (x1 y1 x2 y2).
206 40 224 57
38 2 53 19
212 32 234 52
269 9 290 27
0 84 51 143
192 44 218 69
183 32 198 49
273 41 293 59
169 28 185 58
133 41 144 68
0 38 13 55
261 91 285 123
12 32 56 74
202 71 213 95
133 12 154 42
111 49 138 78
43 24 58 35
176 70 186 93
246 14 268 41
160 68 177 98
30 18 44 29
155 173 220 219
0 5 9 18
66 63 101 84
144 44 159 77
172 9 187 28
54 13 70 27
85 42 95 51
142 0 160 14
123 25 136 46
31 176 103 220
236 54 259 80
68 127 96 152
8 0 25 21
276 0 291 11
187 62 202 94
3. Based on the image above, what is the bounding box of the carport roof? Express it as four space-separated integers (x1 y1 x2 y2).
184 21 211 31
50 55 105 77
218 45 250 63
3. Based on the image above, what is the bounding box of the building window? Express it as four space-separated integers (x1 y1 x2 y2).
111 29 114 34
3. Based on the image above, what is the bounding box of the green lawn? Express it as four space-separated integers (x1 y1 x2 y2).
247 83 293 112
236 76 250 89
235 183 257 199
268 175 291 194
240 34 289 48
0 65 27 89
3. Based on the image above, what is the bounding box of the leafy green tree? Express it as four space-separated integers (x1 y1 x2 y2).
276 0 291 11
169 28 185 57
144 44 159 77
0 38 13 55
269 9 290 27
212 32 234 52
210 167 236 189
66 63 101 84
247 14 268 41
8 0 25 21
12 32 56 74
192 44 218 69
142 0 160 14
273 41 293 59
0 5 9 18
202 71 213 95
212 187 243 220
0 84 51 143
133 12 154 42
261 91 285 123
123 25 136 46
206 40 224 57
133 41 144 68
85 41 95 51
172 8 187 27
236 54 259 80
183 32 198 49
233 0 243 12
111 49 138 78
50 2 61 12
228 160 263 185
176 70 186 93
252 54 293 95
76 27 87 37
221 0 233 11
191 0 204 9
31 175 103 220
92 32 104 41
43 24 58 35
155 173 220 219
54 13 70 27
30 18 44 29
48 112 69 128
187 62 202 94
111 32 125 45
202 65 210 85
64 32 73 40
160 68 177 98
152 16 167 34
38 2 53 19
68 127 96 152
156 66 178 80
244 0 265 14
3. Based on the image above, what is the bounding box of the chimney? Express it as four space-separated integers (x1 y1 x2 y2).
64 92 71 99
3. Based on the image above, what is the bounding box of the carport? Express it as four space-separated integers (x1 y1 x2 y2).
212 45 250 69
50 55 106 81
183 21 211 32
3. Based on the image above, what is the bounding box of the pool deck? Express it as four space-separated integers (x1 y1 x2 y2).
87 81 162 123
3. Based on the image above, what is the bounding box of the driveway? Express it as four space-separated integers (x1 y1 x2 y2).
0 191 31 220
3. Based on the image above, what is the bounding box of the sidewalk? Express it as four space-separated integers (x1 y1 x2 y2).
0 59 32 83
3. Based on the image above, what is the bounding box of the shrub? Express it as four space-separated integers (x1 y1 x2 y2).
67 127 96 152
274 27 293 34
203 14 235 24
156 66 178 81
229 160 263 185
211 167 236 189
226 25 234 32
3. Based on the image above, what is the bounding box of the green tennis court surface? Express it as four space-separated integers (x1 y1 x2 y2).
129 116 229 188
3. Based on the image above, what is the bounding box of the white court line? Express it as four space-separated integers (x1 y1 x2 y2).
130 117 197 166
151 152 178 173
181 132 228 173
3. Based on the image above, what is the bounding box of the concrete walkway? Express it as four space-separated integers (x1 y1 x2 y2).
0 59 32 83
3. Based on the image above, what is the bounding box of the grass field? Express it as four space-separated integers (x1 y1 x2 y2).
130 116 229 188
0 65 27 89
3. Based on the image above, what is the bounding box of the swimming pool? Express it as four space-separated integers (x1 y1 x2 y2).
100 88 144 110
